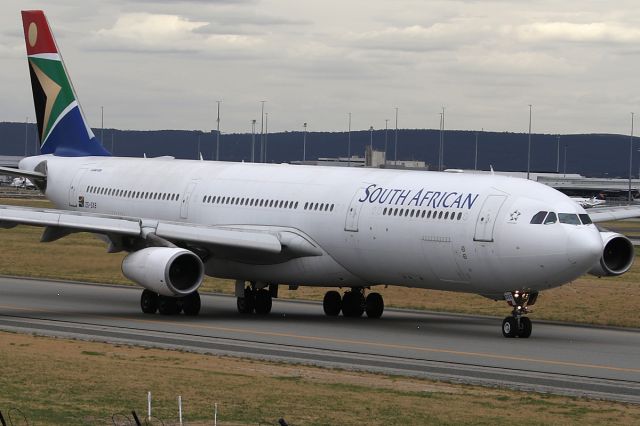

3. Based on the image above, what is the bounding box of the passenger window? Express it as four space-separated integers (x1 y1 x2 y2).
444 212 449 219
295 202 299 209
530 211 547 224
457 212 462 220
438 211 443 219
331 204 334 211
544 212 557 224
579 214 593 225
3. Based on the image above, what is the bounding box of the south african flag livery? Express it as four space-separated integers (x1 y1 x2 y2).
21 10 109 157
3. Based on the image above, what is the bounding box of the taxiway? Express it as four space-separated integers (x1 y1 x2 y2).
0 277 638 403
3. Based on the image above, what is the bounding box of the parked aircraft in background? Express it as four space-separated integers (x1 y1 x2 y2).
571 196 607 209
1 10 638 338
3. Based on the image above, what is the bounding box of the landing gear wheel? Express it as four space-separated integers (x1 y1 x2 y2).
365 292 384 319
254 289 273 315
323 291 342 316
237 288 255 314
158 296 180 315
502 317 518 338
518 317 532 338
140 290 159 314
182 291 201 316
342 290 365 317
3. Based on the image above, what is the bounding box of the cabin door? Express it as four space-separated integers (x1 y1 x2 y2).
473 194 507 242
180 180 199 219
68 168 88 207
344 186 367 232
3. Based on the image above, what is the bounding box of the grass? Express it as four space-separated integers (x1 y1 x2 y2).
0 199 639 327
0 331 639 425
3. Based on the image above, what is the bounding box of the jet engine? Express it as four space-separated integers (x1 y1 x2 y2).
588 232 635 277
122 247 204 297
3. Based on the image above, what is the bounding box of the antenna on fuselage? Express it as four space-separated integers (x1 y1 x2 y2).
199 152 203 161
490 165 494 175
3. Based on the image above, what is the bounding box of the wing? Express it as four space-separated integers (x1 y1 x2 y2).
0 204 322 262
587 205 640 222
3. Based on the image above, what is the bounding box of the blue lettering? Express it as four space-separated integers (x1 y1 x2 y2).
358 184 376 202
369 187 383 203
396 190 411 205
451 193 464 208
429 191 442 208
409 189 423 206
378 188 392 204
442 192 457 208
389 189 403 205
464 193 480 209
420 191 434 207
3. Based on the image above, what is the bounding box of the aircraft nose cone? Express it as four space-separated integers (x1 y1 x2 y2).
567 228 602 267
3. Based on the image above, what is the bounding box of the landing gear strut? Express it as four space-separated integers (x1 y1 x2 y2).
236 281 275 315
139 289 201 316
502 290 537 338
322 288 384 319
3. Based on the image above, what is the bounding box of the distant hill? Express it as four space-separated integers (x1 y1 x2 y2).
0 121 634 177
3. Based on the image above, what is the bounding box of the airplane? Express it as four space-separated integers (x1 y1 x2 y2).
1 10 638 339
9 177 36 190
571 196 606 209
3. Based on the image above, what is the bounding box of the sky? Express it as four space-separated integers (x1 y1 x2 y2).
2 0 640 135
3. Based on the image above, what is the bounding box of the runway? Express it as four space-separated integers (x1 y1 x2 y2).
0 277 638 403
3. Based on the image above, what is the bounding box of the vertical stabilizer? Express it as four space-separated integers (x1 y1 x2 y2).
21 10 110 157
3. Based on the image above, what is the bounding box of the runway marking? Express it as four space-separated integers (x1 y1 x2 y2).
0 303 639 375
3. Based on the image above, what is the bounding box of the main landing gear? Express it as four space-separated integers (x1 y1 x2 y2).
322 288 384 319
236 281 276 315
140 289 201 316
501 290 538 338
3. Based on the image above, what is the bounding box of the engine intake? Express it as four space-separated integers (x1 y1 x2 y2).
122 247 204 296
588 232 635 277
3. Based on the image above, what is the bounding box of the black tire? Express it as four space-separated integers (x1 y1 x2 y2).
140 289 159 314
158 296 179 315
182 292 201 316
254 289 273 315
342 291 365 317
365 292 384 319
237 288 255 314
519 317 532 338
502 317 518 338
323 291 342 316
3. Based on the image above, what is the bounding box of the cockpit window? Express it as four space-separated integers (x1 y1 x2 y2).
530 211 547 224
544 212 557 224
558 213 581 225
579 214 593 225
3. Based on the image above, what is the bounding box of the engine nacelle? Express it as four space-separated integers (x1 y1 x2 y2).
122 247 204 297
588 232 635 277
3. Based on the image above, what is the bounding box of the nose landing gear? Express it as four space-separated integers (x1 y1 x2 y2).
502 290 537 338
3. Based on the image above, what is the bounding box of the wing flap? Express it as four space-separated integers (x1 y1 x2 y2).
155 222 282 254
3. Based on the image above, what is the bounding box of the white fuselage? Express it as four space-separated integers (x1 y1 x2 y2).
20 155 604 298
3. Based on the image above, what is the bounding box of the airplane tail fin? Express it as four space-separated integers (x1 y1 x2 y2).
21 10 110 157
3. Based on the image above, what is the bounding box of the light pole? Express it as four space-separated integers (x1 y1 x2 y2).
527 104 532 180
259 101 266 162
101 106 104 146
369 126 374 150
251 119 256 162
216 100 221 161
348 112 351 166
24 116 28 156
384 119 389 164
264 112 268 163
197 134 201 159
556 135 560 173
630 112 635 204
474 131 479 170
563 145 568 178
303 122 308 162
394 107 399 162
